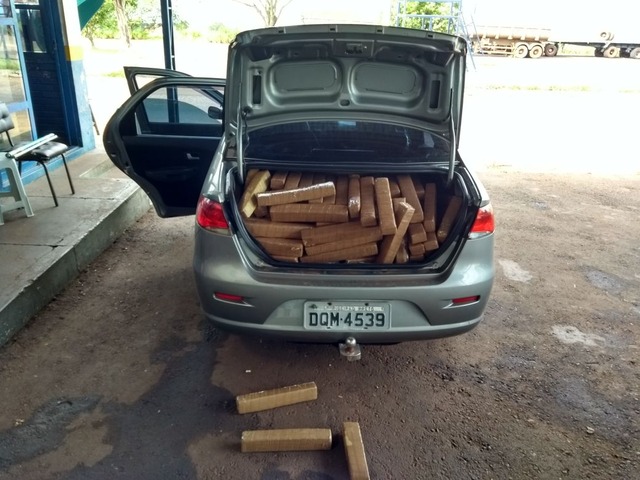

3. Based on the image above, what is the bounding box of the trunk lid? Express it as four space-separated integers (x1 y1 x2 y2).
225 24 467 180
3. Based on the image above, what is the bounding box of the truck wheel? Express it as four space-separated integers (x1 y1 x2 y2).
529 45 544 59
594 48 604 57
603 46 619 58
630 47 640 59
544 43 558 56
513 44 528 58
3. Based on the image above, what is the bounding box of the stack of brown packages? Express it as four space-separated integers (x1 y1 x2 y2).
239 170 462 264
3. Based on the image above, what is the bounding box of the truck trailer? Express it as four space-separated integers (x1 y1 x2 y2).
470 26 640 59
469 26 554 58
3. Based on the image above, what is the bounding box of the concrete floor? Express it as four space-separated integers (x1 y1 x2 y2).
0 149 150 346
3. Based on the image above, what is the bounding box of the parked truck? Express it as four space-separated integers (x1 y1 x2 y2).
470 26 640 59
469 26 554 58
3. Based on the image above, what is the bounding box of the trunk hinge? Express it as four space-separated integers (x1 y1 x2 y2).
236 107 247 183
448 91 457 187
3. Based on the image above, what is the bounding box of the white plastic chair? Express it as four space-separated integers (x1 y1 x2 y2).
0 155 34 225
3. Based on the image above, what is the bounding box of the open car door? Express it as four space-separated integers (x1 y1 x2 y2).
104 75 225 217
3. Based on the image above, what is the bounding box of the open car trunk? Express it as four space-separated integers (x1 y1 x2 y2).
229 164 475 269
221 25 473 268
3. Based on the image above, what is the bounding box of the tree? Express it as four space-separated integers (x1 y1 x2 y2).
82 1 118 47
114 0 132 47
396 1 460 33
82 0 189 45
82 0 134 47
233 0 296 27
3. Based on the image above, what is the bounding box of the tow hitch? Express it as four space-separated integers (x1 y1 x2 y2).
339 337 361 361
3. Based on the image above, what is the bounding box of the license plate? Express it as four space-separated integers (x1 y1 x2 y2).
303 302 391 330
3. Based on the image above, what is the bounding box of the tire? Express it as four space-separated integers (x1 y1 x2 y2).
594 48 604 57
544 43 559 57
603 45 619 58
513 44 528 58
620 50 631 58
529 44 544 59
630 47 640 59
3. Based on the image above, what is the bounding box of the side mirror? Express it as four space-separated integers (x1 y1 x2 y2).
208 105 222 120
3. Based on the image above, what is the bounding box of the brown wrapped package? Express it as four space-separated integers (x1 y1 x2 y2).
309 174 327 203
270 171 288 190
301 221 369 247
437 196 462 243
392 197 406 210
389 179 401 198
298 172 314 189
254 206 269 218
424 231 439 251
284 172 302 190
256 237 304 257
324 175 337 204
270 204 349 223
241 428 332 453
335 176 349 206
305 226 382 256
301 242 379 263
360 176 377 227
236 382 318 413
409 242 425 256
376 202 415 264
397 174 424 223
256 182 335 207
246 169 259 183
413 177 425 200
240 170 271 218
245 217 311 239
408 223 427 244
374 177 397 235
423 183 437 232
272 255 299 263
348 175 361 219
343 422 371 480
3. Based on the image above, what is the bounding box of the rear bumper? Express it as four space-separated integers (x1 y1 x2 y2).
205 310 483 343
194 229 494 343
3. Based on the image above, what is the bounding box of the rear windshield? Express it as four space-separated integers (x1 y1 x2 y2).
244 121 450 163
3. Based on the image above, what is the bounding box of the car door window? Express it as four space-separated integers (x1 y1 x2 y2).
136 85 224 137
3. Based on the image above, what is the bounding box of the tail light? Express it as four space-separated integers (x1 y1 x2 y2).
196 195 229 232
214 292 244 303
452 295 480 305
469 203 494 239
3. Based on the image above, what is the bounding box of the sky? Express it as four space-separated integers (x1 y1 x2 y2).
175 0 640 39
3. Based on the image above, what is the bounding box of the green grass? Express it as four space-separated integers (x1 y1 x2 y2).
0 58 20 71
104 70 125 78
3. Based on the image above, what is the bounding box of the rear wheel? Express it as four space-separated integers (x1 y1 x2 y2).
544 43 558 57
603 45 619 58
620 50 631 58
630 47 640 59
513 44 528 58
529 44 544 59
